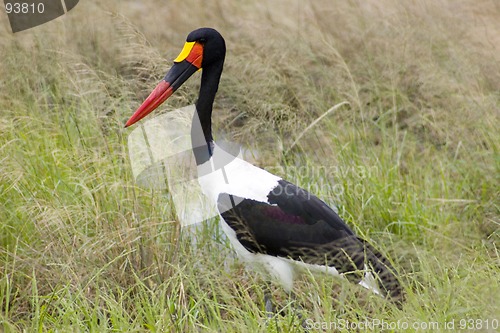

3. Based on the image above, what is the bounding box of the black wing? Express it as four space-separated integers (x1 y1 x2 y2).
218 180 402 299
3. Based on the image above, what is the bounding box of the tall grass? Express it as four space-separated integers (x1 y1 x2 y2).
0 0 498 331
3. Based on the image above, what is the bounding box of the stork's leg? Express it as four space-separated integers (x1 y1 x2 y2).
263 281 275 318
263 283 282 332
262 285 309 332
264 290 274 318
289 291 308 330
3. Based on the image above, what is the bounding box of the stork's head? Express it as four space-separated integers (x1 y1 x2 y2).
125 28 226 127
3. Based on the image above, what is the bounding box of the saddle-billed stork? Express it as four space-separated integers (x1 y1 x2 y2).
125 28 402 304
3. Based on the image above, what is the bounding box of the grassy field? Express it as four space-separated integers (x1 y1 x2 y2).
0 0 499 331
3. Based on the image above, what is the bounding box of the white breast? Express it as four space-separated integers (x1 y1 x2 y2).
196 144 281 204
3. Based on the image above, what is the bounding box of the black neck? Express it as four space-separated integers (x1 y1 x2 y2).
191 60 224 165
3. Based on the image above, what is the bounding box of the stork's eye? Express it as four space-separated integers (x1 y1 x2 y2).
199 38 206 43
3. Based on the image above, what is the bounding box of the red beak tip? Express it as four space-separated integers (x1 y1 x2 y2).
124 80 172 129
